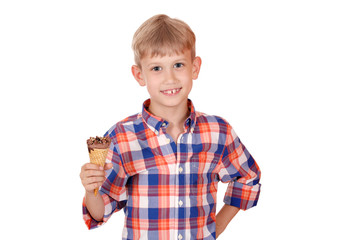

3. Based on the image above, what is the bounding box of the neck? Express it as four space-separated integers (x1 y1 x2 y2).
148 100 189 126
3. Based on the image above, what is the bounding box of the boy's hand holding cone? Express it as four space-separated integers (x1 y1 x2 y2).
81 136 112 196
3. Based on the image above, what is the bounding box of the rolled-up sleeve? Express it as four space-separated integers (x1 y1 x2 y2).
83 134 129 229
218 124 261 210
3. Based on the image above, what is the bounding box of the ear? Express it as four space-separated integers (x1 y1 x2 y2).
192 56 202 80
132 65 146 86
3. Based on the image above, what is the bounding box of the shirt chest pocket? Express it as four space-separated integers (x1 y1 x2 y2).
189 154 218 186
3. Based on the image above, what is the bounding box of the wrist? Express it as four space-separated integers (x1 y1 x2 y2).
216 221 226 236
85 190 99 199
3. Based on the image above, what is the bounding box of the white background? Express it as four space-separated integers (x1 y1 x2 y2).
1 0 359 239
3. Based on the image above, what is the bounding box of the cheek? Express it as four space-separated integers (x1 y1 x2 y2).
145 78 158 92
182 79 193 92
177 70 192 80
146 84 155 93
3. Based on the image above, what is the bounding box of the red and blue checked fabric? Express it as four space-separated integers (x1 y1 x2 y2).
83 99 261 240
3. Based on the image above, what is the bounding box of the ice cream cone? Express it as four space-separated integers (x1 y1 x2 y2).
89 148 108 196
87 136 111 196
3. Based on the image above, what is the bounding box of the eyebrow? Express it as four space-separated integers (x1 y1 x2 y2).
146 58 188 68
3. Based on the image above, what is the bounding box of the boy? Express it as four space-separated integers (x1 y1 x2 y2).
80 14 261 240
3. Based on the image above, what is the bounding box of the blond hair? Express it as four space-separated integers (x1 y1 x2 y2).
132 14 196 67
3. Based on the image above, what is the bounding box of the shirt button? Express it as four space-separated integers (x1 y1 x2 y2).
166 138 171 144
154 130 159 135
178 234 183 240
161 122 166 127
178 200 183 207
178 166 183 173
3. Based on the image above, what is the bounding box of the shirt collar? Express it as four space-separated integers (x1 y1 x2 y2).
141 99 197 134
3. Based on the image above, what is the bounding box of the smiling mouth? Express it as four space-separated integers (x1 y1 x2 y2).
161 88 182 96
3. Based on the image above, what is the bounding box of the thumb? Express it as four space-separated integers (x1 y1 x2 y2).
104 163 113 170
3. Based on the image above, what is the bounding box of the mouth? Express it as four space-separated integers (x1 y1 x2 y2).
160 88 182 96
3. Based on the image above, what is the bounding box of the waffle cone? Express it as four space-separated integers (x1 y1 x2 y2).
89 148 108 196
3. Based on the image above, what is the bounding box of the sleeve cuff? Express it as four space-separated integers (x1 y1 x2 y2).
223 181 261 210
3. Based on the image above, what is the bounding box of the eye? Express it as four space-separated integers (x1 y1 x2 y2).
174 63 184 68
152 66 162 71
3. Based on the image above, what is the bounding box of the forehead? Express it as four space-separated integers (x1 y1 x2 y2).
141 49 192 64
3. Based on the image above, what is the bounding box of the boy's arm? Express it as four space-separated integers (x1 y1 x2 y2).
85 188 106 221
216 121 261 236
80 163 110 222
219 122 261 209
82 134 129 229
216 204 240 238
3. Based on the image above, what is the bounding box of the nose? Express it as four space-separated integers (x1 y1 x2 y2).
163 68 178 84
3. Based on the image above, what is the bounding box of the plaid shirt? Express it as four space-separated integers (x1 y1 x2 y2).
83 99 261 240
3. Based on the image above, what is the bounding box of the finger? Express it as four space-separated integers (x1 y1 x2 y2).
84 176 106 185
83 163 103 170
85 182 104 192
80 164 91 179
84 176 106 190
83 169 106 178
82 177 105 189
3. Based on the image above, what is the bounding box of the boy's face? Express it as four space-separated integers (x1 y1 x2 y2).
132 49 201 114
